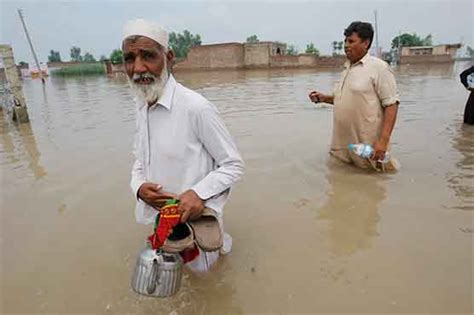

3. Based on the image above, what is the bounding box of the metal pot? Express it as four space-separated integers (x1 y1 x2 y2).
131 247 183 297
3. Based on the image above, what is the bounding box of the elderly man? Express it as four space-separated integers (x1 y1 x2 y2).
123 19 244 272
309 21 400 171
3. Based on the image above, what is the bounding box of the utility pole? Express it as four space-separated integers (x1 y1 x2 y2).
374 10 380 57
17 8 45 84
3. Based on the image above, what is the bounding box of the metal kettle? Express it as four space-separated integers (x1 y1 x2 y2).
131 247 183 297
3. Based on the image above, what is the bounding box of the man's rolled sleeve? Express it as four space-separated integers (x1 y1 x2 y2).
376 65 400 107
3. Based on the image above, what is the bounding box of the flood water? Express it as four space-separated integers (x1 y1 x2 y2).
1 62 473 314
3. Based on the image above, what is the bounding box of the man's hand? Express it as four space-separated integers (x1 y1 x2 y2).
178 190 204 223
137 183 177 209
371 138 389 161
309 90 324 103
308 90 334 104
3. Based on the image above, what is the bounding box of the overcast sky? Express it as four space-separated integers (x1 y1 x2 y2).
1 0 472 63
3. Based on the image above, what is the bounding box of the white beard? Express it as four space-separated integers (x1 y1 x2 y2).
129 61 169 105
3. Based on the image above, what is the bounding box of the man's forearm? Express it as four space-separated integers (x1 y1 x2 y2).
380 104 398 142
323 95 334 105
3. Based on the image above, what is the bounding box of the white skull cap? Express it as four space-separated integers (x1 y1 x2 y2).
122 18 168 49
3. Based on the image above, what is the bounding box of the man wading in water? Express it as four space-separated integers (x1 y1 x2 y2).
308 21 400 171
124 19 244 272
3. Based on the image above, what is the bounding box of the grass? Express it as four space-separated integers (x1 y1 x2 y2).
51 63 105 76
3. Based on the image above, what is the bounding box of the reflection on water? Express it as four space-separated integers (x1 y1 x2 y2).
318 159 385 255
397 62 455 78
447 124 474 211
0 113 46 180
1 63 473 313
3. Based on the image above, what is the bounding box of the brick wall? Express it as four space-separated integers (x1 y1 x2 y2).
269 55 345 69
400 55 453 64
244 43 271 67
173 43 346 71
175 43 244 70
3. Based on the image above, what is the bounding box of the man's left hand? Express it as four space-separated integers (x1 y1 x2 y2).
178 190 205 223
371 138 388 161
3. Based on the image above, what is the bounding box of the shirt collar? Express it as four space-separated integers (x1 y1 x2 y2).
155 74 176 110
345 52 370 68
359 52 370 64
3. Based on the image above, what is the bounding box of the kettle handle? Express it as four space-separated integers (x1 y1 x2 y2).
146 259 160 294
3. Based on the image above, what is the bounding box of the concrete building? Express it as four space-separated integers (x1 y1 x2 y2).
400 43 461 64
244 42 286 67
174 41 345 71
176 42 245 70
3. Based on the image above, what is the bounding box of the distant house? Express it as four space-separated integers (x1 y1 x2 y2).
174 41 345 70
400 43 461 64
174 41 288 70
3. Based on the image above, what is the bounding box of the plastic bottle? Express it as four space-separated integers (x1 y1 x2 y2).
468 73 474 89
348 143 390 163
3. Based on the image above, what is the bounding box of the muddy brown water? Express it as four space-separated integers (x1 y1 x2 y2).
1 62 473 314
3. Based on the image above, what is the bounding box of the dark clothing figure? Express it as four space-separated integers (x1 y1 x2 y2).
460 66 474 125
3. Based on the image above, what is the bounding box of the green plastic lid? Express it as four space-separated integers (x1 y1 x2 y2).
165 198 179 205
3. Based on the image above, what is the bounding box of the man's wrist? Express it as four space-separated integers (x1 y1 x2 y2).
379 136 390 145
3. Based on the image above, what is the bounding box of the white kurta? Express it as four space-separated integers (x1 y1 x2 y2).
130 75 244 225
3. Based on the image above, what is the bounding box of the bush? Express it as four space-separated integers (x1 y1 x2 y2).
51 63 105 76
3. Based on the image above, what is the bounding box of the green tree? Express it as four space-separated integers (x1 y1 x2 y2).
305 42 320 56
423 34 433 46
168 30 202 59
287 45 298 56
246 35 260 43
332 41 344 56
99 55 107 61
70 46 82 62
391 33 433 49
83 52 96 62
110 49 123 64
337 41 343 52
48 50 61 62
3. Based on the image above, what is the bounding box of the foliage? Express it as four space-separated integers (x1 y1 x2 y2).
287 45 298 56
51 63 104 76
246 35 260 43
169 30 202 58
391 33 433 49
305 43 320 56
332 41 343 56
110 49 123 64
70 46 82 62
48 50 61 62
83 52 96 62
